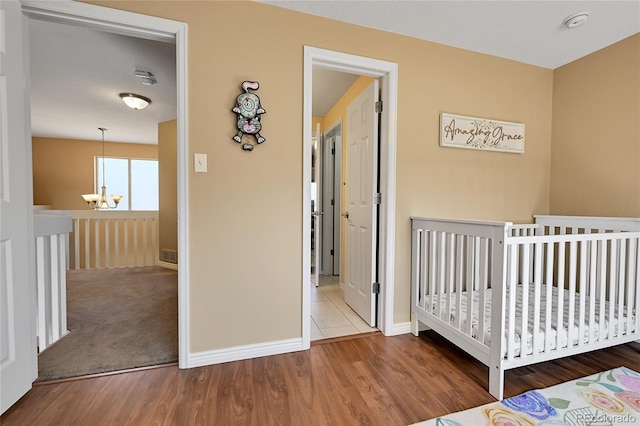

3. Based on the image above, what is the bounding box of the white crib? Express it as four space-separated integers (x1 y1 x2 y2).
411 215 640 400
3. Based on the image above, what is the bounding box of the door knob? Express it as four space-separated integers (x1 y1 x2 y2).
342 211 349 219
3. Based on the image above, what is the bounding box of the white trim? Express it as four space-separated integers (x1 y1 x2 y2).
324 117 343 137
21 0 179 42
20 0 190 369
188 338 304 368
156 260 178 271
391 322 413 336
303 47 398 347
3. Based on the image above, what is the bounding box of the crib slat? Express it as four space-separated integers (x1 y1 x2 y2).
626 237 636 337
597 239 607 342
568 241 577 349
532 242 542 355
588 239 597 343
465 236 475 337
520 244 530 358
437 232 445 318
608 240 617 341
478 238 488 344
446 234 453 322
507 244 517 361
578 241 587 347
455 235 463 330
556 242 565 351
411 228 419 322
544 242 554 353
618 240 626 339
428 231 436 316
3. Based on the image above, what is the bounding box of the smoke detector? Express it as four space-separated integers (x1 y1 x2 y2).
563 11 590 29
134 70 157 85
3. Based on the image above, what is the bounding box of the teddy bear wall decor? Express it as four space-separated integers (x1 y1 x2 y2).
232 81 266 152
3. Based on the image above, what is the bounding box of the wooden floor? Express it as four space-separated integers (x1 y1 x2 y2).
3 332 639 425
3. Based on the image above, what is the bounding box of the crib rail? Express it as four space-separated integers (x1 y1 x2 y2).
535 215 640 234
504 231 640 365
411 217 510 365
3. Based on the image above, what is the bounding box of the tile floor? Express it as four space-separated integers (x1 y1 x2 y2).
310 274 377 340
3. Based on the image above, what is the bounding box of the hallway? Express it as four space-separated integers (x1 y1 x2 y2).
310 275 377 340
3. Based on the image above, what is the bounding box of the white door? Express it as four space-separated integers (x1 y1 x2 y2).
344 80 379 326
0 0 37 414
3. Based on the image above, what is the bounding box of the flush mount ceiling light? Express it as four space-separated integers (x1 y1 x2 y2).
563 11 590 29
119 93 151 110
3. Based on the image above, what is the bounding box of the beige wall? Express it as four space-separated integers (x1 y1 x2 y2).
32 137 157 210
87 1 553 351
158 120 178 262
550 34 640 217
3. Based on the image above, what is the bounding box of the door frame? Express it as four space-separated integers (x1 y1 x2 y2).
20 0 190 367
302 47 398 348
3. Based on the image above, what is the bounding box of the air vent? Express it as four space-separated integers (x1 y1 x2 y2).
161 249 177 264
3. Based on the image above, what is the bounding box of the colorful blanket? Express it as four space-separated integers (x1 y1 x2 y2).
414 367 640 425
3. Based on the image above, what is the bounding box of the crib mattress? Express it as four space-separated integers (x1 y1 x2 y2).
426 284 636 357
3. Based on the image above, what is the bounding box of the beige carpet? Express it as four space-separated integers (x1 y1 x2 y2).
37 266 178 381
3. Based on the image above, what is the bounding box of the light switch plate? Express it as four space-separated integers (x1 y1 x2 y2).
194 153 207 172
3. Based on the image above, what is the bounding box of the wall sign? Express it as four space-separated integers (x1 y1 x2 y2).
440 113 525 153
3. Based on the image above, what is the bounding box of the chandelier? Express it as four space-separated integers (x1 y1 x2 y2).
81 128 123 210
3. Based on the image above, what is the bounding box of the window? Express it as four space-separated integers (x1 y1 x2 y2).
96 157 158 210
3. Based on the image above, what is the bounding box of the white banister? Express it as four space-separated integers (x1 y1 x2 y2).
62 210 159 269
34 211 72 352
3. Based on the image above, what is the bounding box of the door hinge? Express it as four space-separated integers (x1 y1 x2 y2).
331 148 335 155
330 249 334 256
375 101 383 113
331 199 334 206
372 282 380 294
374 193 382 204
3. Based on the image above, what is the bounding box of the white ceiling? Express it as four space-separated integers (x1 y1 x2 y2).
29 18 176 145
313 68 360 116
28 1 640 144
262 0 640 69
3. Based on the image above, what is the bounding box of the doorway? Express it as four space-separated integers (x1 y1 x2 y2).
303 47 398 348
27 13 180 380
21 0 190 370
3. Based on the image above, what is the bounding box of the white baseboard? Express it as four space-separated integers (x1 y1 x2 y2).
390 322 412 336
187 338 304 368
156 260 178 270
